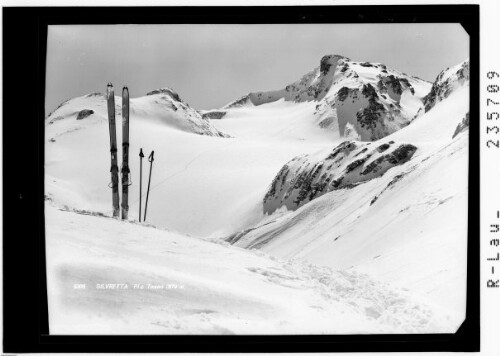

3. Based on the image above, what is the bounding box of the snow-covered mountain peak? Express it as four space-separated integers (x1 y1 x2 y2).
422 59 469 113
220 54 432 142
319 54 350 75
255 59 470 216
146 87 184 103
46 87 229 138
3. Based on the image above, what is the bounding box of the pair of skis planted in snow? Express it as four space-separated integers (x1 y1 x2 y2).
107 83 130 219
107 83 155 221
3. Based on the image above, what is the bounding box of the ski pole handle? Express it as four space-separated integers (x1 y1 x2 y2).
139 148 144 158
148 150 155 162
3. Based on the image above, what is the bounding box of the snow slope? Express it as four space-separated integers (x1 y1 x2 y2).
46 202 459 334
228 76 469 321
46 88 339 237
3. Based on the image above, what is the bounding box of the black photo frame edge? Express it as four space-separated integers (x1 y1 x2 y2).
2 4 480 353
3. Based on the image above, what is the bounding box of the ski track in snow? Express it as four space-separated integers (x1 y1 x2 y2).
129 139 238 208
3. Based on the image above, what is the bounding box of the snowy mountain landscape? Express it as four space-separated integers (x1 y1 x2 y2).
45 54 470 335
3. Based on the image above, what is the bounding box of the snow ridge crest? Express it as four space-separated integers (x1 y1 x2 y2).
422 59 470 113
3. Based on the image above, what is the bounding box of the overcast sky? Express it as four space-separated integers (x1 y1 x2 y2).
46 23 468 113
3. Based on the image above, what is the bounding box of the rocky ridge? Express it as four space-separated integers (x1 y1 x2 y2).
219 54 432 141
421 59 469 114
263 140 417 214
260 57 469 215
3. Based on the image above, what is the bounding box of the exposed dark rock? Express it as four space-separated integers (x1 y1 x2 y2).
226 95 251 108
320 56 333 75
326 141 357 160
294 163 325 205
337 87 351 102
356 100 385 129
387 173 406 188
76 109 94 120
202 111 227 120
399 77 410 86
331 177 344 188
452 112 470 138
264 165 289 202
361 145 417 176
354 147 368 157
377 75 415 100
346 157 367 173
376 143 391 153
423 60 469 113
423 83 439 112
361 84 378 101
386 75 403 95
320 54 350 75
388 144 418 164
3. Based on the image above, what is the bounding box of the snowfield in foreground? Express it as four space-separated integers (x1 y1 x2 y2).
46 203 460 334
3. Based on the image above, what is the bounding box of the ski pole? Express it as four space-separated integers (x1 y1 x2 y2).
138 148 144 222
144 150 155 222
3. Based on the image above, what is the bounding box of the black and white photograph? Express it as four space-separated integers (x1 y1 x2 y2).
7 2 500 354
43 22 470 335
